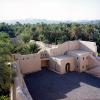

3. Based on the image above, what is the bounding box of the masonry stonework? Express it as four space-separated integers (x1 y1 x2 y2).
13 40 99 75
12 40 100 100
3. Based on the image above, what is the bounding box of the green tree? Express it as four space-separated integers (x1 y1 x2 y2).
0 95 9 100
27 42 40 53
0 32 13 95
13 40 40 55
21 32 31 43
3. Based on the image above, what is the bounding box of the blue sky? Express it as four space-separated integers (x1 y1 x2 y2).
0 0 100 21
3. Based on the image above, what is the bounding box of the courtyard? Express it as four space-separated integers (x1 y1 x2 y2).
24 69 100 100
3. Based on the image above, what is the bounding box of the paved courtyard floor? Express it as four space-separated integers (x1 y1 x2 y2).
24 69 100 100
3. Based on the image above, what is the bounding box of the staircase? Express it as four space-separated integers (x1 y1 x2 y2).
86 55 100 78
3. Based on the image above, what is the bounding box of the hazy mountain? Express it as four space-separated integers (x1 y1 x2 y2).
73 20 100 24
0 18 100 24
0 19 65 24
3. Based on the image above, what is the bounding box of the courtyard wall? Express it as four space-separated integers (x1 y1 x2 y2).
13 53 41 74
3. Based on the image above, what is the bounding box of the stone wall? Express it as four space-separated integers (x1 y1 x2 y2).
79 40 97 56
60 57 76 74
49 56 76 74
46 41 80 57
49 58 61 74
88 55 100 68
68 50 93 72
68 41 80 51
11 62 33 100
13 53 41 74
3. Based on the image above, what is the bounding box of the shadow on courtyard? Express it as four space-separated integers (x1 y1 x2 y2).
24 69 100 100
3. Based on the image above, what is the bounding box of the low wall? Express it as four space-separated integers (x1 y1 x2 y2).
68 41 80 51
11 62 33 100
47 41 80 57
13 53 41 74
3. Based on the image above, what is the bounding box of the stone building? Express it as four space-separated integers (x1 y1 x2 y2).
11 40 100 100
13 40 99 74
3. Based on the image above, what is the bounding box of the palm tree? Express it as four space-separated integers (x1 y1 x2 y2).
0 32 13 95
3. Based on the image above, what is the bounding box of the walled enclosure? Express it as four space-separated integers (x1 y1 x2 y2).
13 40 98 75
46 41 80 57
46 40 97 57
11 39 100 100
45 40 97 73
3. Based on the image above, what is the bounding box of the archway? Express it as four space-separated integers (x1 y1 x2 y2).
41 60 49 69
65 63 70 72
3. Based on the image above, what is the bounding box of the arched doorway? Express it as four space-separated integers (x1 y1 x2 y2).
65 63 70 72
41 60 49 69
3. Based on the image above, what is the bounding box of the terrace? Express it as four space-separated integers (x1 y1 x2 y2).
24 69 100 100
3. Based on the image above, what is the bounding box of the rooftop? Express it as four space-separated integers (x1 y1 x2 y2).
24 69 100 100
69 50 91 56
51 55 73 61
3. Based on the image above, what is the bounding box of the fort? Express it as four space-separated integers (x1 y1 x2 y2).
11 40 100 100
13 40 100 74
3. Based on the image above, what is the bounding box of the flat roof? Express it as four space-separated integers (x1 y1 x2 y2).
51 55 73 61
24 69 100 100
69 50 91 56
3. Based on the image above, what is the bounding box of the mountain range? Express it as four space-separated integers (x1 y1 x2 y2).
0 18 100 24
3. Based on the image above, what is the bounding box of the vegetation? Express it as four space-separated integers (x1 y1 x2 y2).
0 95 9 100
0 21 100 98
0 32 13 98
12 40 40 55
0 26 39 99
0 22 99 52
